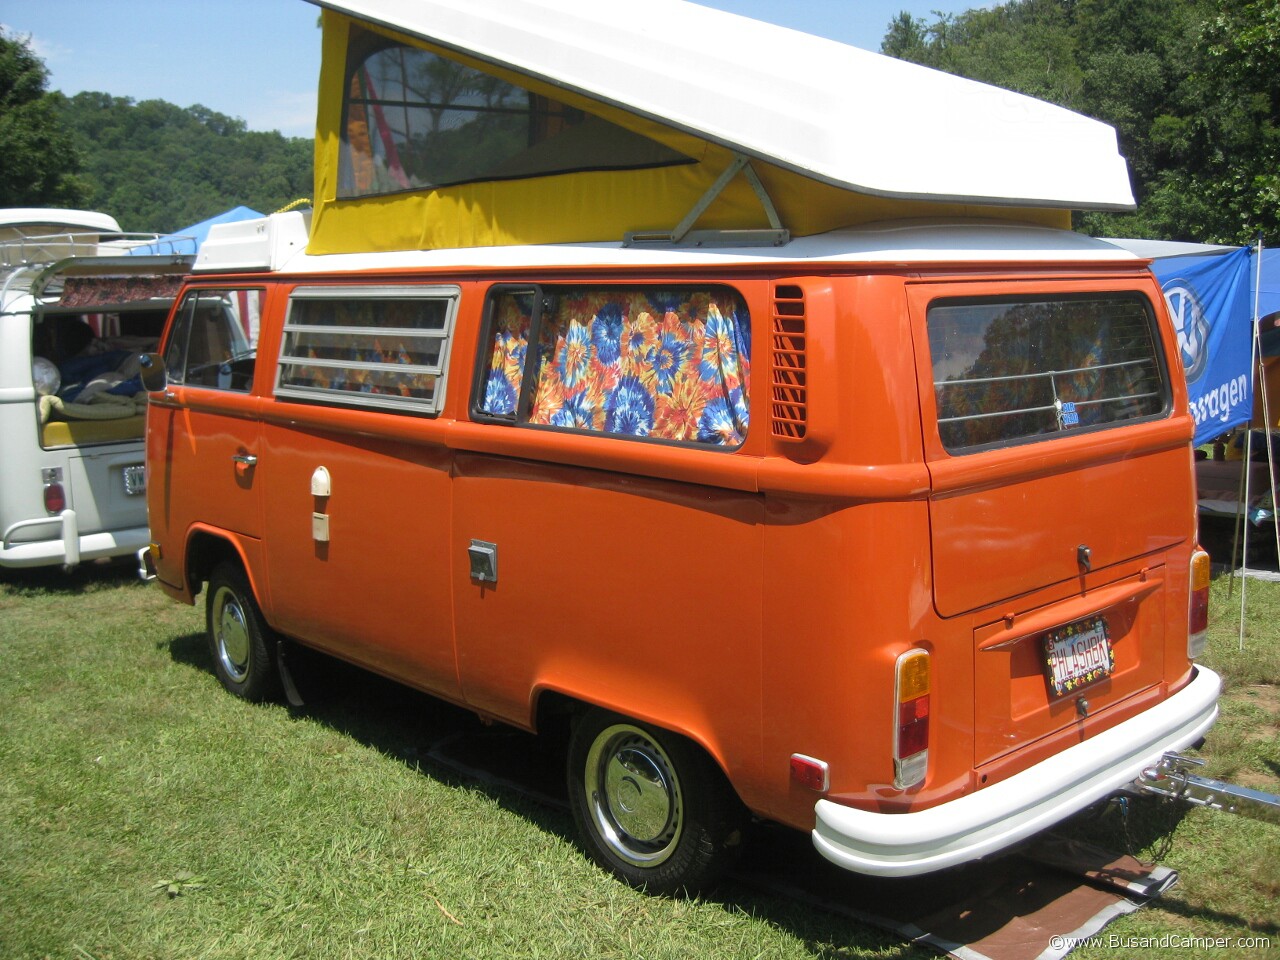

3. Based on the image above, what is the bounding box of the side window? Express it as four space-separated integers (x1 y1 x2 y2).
275 286 458 414
927 294 1168 453
476 286 751 447
163 288 263 391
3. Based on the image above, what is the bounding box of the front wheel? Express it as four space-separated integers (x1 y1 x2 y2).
206 561 280 702
567 708 744 895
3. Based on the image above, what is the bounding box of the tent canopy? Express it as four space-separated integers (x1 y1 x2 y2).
1108 239 1280 358
128 206 264 256
1254 249 1280 359
1107 239 1280 440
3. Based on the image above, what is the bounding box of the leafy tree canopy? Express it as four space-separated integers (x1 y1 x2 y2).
57 93 313 233
0 27 89 207
881 0 1280 245
0 30 312 232
7 6 1277 244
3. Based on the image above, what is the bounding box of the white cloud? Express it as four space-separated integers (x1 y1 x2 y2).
1 22 68 65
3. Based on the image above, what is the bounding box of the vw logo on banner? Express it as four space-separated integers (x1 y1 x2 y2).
1162 280 1210 383
1148 246 1254 445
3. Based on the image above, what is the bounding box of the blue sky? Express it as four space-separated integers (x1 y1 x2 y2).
3 0 981 139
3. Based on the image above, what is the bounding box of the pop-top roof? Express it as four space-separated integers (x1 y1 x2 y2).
0 209 126 270
308 0 1136 211
0 209 121 234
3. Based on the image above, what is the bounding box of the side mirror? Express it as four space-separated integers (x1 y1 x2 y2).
138 353 168 393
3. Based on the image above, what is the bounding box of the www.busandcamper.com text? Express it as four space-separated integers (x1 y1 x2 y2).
1050 934 1271 952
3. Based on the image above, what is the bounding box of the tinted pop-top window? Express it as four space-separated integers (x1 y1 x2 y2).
339 26 690 199
928 295 1167 453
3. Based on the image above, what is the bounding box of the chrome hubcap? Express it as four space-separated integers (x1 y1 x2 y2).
585 724 683 866
212 586 251 684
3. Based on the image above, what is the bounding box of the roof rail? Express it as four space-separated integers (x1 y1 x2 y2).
0 231 198 270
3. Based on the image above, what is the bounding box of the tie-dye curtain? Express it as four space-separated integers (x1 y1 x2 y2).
480 288 750 446
480 291 535 416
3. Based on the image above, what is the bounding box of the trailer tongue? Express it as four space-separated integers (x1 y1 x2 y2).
1135 752 1280 826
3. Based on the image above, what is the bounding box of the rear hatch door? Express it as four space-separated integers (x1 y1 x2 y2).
910 275 1195 766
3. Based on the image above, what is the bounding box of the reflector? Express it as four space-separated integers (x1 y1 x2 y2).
789 753 829 792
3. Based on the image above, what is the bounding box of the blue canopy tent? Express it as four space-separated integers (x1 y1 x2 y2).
128 206 264 256
1108 238 1279 580
1105 244 1274 448
1256 248 1280 361
1107 239 1256 445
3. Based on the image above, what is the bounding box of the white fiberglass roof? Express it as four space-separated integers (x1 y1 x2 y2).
231 217 1141 274
0 209 127 272
309 0 1136 211
0 209 121 234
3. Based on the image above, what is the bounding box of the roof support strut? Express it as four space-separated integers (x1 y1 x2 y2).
624 154 790 248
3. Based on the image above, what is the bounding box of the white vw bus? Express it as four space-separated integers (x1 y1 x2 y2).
0 209 192 572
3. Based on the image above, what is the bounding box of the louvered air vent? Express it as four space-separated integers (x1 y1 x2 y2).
770 284 807 440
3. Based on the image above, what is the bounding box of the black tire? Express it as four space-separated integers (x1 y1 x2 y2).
567 708 744 895
205 561 280 702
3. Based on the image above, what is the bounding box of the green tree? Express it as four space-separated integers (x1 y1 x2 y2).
881 12 931 62
0 27 88 207
1181 0 1280 242
879 0 1280 244
57 93 313 232
882 2 1083 108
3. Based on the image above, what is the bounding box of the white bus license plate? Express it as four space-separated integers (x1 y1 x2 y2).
123 464 146 496
1043 617 1113 698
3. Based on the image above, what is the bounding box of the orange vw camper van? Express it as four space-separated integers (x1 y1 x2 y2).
143 0 1219 893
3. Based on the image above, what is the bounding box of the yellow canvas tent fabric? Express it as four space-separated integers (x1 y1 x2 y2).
309 10 1069 255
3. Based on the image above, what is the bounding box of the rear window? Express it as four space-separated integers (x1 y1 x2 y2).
928 295 1168 453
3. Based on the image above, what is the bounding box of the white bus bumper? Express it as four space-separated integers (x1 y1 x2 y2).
813 665 1222 877
1 510 150 570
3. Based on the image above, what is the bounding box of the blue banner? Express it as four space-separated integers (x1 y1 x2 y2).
1151 246 1254 446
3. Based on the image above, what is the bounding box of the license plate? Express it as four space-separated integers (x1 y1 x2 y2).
1042 617 1113 698
122 464 146 496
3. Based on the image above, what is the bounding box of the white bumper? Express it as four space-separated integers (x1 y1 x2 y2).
0 510 150 569
813 666 1222 877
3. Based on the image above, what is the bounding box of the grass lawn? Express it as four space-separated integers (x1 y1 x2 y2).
1 561 1277 960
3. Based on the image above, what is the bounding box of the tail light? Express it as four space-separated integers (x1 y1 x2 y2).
894 648 931 790
1188 546 1211 658
43 479 67 514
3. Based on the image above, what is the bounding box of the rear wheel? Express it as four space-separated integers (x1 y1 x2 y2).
206 561 280 702
567 708 743 895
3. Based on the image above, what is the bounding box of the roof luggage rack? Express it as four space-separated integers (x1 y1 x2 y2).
0 231 196 271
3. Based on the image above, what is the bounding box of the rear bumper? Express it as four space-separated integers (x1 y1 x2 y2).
812 665 1221 877
0 510 150 570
